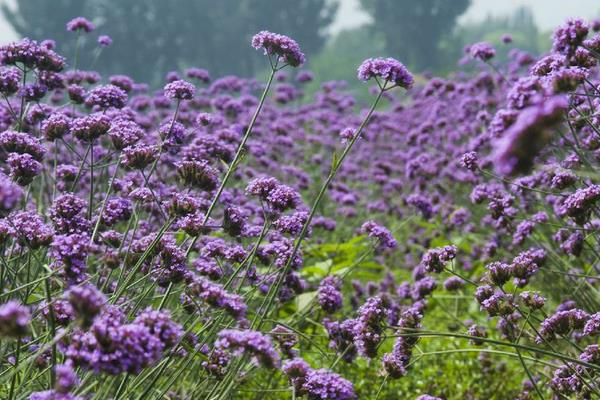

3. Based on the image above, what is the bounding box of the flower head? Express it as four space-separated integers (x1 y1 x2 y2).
252 31 305 67
0 300 30 338
164 79 196 100
66 17 95 33
357 57 413 89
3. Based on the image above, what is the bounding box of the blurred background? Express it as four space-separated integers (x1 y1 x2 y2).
0 0 598 90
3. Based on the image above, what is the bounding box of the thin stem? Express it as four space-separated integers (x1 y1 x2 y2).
186 66 278 256
44 277 57 387
8 338 21 400
90 156 121 244
255 84 387 329
88 141 94 219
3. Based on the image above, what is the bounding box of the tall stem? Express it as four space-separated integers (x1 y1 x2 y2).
186 67 277 256
88 141 94 219
44 278 57 387
254 86 386 329
89 157 121 244
8 338 21 400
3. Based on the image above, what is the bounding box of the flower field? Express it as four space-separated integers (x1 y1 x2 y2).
1 15 600 400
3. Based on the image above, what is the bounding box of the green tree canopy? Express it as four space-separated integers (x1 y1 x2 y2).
1 0 338 84
360 0 470 70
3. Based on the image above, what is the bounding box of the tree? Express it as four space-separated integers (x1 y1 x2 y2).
360 0 470 71
1 0 339 84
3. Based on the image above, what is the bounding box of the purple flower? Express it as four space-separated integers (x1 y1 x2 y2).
41 298 74 326
85 84 127 109
100 197 132 226
7 152 42 185
0 67 21 95
485 261 511 286
19 82 47 101
558 185 600 224
164 79 196 100
467 324 487 345
459 151 479 171
318 276 343 313
537 308 590 342
10 210 53 249
353 296 388 358
66 17 95 33
0 300 30 338
339 127 355 144
134 307 183 348
55 363 79 394
270 325 298 358
0 173 22 213
176 160 219 191
520 291 546 310
493 96 567 176
297 71 314 83
42 113 71 141
302 368 356 400
274 211 309 237
109 75 134 92
71 113 111 142
185 67 210 83
251 31 305 67
467 42 496 61
583 312 600 336
266 184 301 212
216 329 280 368
97 35 112 47
283 358 311 392
0 38 65 71
443 276 464 291
122 144 158 170
246 177 279 198
66 284 106 327
223 206 247 237
420 245 457 273
361 220 397 249
63 306 177 375
50 233 89 284
357 57 413 89
552 18 589 57
107 118 144 150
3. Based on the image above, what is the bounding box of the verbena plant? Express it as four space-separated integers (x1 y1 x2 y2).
1 15 600 400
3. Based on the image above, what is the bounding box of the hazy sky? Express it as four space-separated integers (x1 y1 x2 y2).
0 0 599 42
330 0 600 33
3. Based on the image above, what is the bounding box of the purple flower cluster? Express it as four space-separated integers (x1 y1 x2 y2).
215 329 280 368
283 358 356 399
360 220 397 249
62 306 182 375
318 276 343 313
357 57 414 89
252 31 306 67
0 300 30 338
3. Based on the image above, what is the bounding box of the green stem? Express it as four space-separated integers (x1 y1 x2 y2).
44 277 57 387
90 157 121 244
8 338 21 400
254 85 387 330
186 66 278 256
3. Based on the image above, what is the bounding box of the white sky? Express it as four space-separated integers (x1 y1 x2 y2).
330 0 600 33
